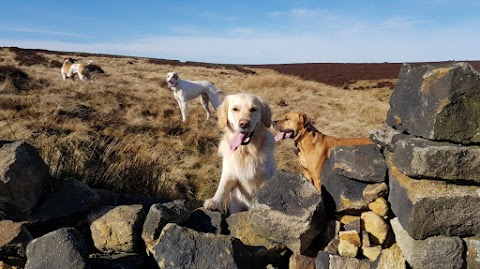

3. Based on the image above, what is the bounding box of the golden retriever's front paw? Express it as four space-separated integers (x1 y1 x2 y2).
203 198 223 211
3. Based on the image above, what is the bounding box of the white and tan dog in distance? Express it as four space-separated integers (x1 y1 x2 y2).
273 111 373 191
166 72 224 122
204 93 276 214
61 58 93 81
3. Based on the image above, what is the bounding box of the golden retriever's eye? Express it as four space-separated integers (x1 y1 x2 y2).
285 116 289 120
232 107 239 111
250 107 257 112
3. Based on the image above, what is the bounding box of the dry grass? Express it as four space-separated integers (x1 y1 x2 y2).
0 47 392 202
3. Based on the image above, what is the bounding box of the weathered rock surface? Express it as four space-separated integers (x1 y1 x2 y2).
338 230 360 258
89 204 146 253
370 243 406 269
185 207 227 234
368 197 389 217
330 144 387 183
322 158 388 213
29 178 101 228
288 252 316 269
369 125 408 152
249 171 325 253
391 218 465 269
387 154 480 239
386 62 480 144
151 223 252 269
24 227 90 269
142 199 190 253
0 141 49 218
0 220 32 259
464 236 480 269
315 251 371 269
361 211 389 245
392 137 480 182
89 253 145 269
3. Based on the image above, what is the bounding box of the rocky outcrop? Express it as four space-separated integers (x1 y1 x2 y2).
24 227 90 269
0 141 49 218
151 223 252 269
386 62 480 144
89 204 146 253
381 62 480 268
391 218 465 269
142 199 191 253
249 171 325 254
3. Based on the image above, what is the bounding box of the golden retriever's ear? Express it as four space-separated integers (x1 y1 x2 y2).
259 96 272 127
217 96 229 129
299 112 312 127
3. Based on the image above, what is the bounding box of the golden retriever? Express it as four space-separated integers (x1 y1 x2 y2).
273 111 373 191
203 93 276 213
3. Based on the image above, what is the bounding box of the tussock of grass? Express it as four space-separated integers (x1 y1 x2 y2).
0 47 392 202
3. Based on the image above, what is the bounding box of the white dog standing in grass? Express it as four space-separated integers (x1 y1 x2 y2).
166 72 223 122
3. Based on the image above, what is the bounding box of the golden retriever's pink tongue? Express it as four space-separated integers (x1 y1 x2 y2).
230 132 247 151
275 132 286 142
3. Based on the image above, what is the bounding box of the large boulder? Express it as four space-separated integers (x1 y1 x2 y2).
391 218 465 269
226 211 288 268
249 171 325 253
89 204 146 253
24 227 90 269
151 223 252 269
322 157 388 213
392 137 480 183
142 199 190 254
330 145 387 183
28 178 101 232
386 62 480 144
0 141 49 218
387 153 480 239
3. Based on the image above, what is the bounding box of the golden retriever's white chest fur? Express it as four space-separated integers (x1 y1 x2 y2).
219 135 274 185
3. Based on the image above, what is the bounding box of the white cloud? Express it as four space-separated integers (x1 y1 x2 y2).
379 16 430 29
6 27 89 38
290 8 323 18
2 16 479 64
269 8 327 19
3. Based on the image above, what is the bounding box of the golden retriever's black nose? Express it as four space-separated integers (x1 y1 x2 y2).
239 119 250 129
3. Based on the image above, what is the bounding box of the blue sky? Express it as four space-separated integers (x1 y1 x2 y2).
1 1 479 64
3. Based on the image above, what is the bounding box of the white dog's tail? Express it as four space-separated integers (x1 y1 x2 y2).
86 60 94 65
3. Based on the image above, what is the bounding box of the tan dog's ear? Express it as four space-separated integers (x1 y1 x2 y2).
217 96 230 129
299 112 312 127
258 96 272 127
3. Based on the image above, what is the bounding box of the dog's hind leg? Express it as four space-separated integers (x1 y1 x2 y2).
200 93 212 120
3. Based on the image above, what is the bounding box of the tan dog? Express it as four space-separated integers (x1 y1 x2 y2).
61 58 93 81
273 111 373 191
